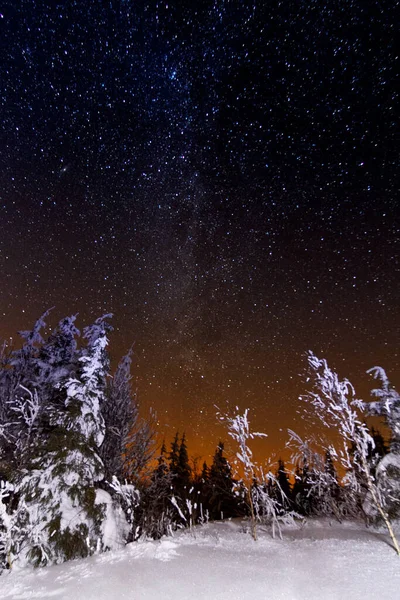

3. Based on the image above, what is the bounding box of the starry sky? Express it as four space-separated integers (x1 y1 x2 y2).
0 1 398 461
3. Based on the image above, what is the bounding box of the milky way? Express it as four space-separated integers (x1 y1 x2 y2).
0 1 398 457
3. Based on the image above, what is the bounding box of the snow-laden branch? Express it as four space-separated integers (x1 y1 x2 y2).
217 407 267 479
297 351 400 555
13 385 41 429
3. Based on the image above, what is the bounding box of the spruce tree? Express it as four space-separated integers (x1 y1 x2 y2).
4 310 53 471
138 441 175 539
155 440 169 479
169 432 180 475
208 442 237 520
177 433 191 491
100 348 138 482
37 315 80 390
10 309 53 394
201 461 209 483
11 315 113 567
292 463 308 515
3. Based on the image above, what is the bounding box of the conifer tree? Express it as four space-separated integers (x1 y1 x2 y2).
11 315 113 567
38 315 80 382
208 442 238 520
2 310 53 472
201 461 209 483
137 441 175 539
169 432 180 475
365 368 400 520
177 433 191 491
100 348 138 482
124 407 157 481
10 309 52 381
156 440 169 479
33 315 81 446
292 462 309 515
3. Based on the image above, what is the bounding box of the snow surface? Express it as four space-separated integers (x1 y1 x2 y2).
2 518 400 600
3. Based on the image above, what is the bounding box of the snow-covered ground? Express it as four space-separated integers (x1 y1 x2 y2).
2 518 399 600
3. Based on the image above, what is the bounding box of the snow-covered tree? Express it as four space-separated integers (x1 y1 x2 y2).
0 312 82 476
10 314 116 567
365 368 400 519
251 467 300 540
62 314 112 447
37 315 80 392
0 311 53 473
218 408 267 540
0 311 166 567
104 476 140 546
298 352 400 555
9 309 53 393
367 367 400 451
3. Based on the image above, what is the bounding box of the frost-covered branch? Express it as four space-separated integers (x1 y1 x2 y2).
297 352 400 555
367 367 400 453
9 385 41 457
218 407 267 479
217 407 269 540
13 385 41 428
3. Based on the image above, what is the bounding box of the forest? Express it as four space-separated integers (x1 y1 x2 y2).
0 311 399 571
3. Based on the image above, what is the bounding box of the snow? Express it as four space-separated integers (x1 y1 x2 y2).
377 452 400 474
95 488 129 551
2 518 400 599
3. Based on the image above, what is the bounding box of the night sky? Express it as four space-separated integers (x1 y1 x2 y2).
0 1 398 461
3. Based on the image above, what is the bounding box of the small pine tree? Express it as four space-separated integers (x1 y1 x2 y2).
177 433 192 492
207 442 238 520
156 440 169 479
169 432 180 475
137 442 176 539
200 461 209 483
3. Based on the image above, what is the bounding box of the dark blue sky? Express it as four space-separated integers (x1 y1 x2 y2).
0 1 398 456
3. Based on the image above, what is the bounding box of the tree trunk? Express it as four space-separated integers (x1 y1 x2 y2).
248 488 257 541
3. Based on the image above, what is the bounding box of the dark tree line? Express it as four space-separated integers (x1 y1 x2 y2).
136 437 243 539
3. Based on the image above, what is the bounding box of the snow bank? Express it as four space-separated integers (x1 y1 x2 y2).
2 519 400 599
